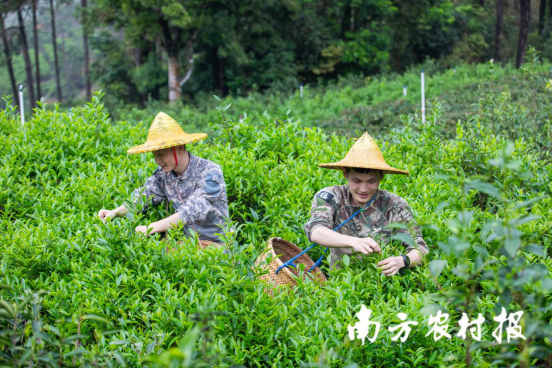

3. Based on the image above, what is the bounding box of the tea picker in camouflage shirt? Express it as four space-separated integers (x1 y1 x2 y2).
97 112 230 244
304 132 429 276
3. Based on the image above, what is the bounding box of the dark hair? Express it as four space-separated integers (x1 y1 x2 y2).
153 145 186 154
345 167 383 176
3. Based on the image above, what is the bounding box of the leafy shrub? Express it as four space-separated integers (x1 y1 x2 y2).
0 55 551 366
106 60 552 141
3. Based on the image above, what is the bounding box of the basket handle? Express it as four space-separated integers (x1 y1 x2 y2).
275 243 316 274
276 192 377 274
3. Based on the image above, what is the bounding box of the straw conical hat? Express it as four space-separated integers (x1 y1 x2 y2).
319 132 409 175
127 112 207 154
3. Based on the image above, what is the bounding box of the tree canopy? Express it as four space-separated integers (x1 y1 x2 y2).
1 0 551 105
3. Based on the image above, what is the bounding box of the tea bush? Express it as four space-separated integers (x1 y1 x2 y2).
109 59 552 139
0 57 551 366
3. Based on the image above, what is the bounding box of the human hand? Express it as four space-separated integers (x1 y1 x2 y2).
98 209 117 223
135 225 154 236
377 256 405 277
350 237 381 255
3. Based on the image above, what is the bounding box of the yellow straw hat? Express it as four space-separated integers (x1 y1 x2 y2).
319 132 409 175
127 112 207 154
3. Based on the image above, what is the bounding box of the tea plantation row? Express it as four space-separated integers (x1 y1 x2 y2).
111 55 552 140
0 60 551 366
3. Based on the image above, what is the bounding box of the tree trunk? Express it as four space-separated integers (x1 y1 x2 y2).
134 47 142 67
516 0 531 69
341 3 351 38
0 15 19 106
495 0 504 61
212 50 225 97
81 0 91 100
17 8 36 111
61 32 70 99
178 49 194 90
32 0 41 100
177 31 197 91
158 17 182 103
218 57 225 97
50 0 62 102
168 54 181 103
350 6 357 32
550 0 552 19
538 0 546 35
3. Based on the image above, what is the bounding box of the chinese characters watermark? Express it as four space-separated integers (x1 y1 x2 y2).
348 306 525 344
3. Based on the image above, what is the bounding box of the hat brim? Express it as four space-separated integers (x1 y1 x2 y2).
127 134 207 154
319 161 409 176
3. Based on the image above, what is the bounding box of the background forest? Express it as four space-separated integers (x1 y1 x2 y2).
2 1 552 367
1 0 552 113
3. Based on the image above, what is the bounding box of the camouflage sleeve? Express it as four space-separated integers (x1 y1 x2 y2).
304 189 338 242
177 169 225 224
391 199 430 256
132 168 167 211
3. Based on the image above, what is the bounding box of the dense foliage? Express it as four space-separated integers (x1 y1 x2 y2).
2 0 552 106
0 1 86 103
0 56 551 366
110 57 552 142
85 0 552 103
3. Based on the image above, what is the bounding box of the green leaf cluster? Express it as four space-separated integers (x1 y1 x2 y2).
0 56 551 366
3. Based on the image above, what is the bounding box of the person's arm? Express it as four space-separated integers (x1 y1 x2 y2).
406 248 423 267
98 204 129 222
377 199 429 276
99 168 167 224
132 168 167 211
377 248 423 277
311 226 381 255
136 169 225 236
395 200 429 262
305 188 381 256
135 212 182 235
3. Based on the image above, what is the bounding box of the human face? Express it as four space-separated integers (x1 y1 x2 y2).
153 147 176 172
345 169 382 206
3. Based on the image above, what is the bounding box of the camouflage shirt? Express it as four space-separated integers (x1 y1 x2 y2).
132 153 230 242
304 186 429 268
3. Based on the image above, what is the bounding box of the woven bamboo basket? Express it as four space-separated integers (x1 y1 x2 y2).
255 237 327 294
165 239 222 253
197 239 223 249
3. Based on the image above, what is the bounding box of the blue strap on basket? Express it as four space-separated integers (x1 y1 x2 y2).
275 193 377 275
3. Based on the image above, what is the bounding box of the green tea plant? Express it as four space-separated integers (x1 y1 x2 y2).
107 61 552 139
477 49 552 159
0 286 124 367
0 58 551 366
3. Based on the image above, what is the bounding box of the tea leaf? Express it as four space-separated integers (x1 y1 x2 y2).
429 260 447 278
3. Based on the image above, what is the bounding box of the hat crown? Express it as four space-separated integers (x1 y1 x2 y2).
351 133 379 152
318 131 409 176
127 112 207 154
147 112 185 138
